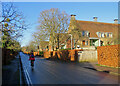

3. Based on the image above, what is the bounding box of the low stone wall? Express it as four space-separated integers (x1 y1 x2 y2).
78 50 97 62
97 44 120 67
43 49 83 62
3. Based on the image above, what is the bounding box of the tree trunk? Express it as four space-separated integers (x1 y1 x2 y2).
57 35 59 49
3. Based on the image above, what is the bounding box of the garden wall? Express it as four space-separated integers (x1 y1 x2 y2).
78 50 97 62
97 44 120 67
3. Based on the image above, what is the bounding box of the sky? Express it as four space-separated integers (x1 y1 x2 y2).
2 2 118 47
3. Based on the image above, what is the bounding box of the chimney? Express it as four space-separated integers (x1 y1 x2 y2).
93 17 98 22
71 14 76 20
114 19 118 24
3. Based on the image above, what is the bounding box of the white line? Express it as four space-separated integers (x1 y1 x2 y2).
24 66 33 86
21 52 33 86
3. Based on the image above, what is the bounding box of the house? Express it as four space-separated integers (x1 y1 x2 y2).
67 14 119 49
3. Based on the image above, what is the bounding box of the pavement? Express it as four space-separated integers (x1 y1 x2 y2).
36 55 120 76
2 54 21 85
73 62 120 76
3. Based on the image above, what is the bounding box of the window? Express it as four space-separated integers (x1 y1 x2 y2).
110 33 113 38
101 33 104 38
86 31 90 37
82 31 85 36
96 32 100 37
85 41 88 45
107 33 109 37
106 32 113 38
82 31 89 37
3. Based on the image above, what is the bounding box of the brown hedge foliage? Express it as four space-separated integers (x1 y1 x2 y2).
97 44 120 67
43 49 83 62
24 51 42 56
2 48 18 65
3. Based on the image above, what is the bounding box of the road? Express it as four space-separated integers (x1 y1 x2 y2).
20 52 118 84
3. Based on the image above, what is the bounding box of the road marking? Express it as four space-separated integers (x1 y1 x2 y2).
21 52 33 86
23 65 33 86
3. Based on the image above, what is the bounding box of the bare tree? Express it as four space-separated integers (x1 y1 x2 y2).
32 31 49 51
37 8 70 51
1 3 27 48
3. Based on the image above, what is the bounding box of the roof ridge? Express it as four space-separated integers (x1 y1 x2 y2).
76 20 119 25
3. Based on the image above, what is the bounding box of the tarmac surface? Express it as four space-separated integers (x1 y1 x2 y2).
20 52 119 84
2 55 20 85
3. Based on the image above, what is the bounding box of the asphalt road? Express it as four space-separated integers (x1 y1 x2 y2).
20 52 118 84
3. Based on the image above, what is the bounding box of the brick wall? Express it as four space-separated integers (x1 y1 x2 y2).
97 44 120 67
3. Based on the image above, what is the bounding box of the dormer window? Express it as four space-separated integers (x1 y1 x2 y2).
82 31 85 36
106 32 113 38
96 32 105 38
110 33 113 38
82 31 89 37
101 33 104 38
86 31 90 37
96 32 100 37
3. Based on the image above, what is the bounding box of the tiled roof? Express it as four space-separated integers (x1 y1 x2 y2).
74 20 119 38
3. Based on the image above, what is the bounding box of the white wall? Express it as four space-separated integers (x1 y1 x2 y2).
78 50 97 62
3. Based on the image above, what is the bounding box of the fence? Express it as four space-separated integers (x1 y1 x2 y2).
97 44 120 67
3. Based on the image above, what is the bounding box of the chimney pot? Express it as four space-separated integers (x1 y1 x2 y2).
93 17 98 22
71 14 76 20
71 14 76 16
114 19 118 24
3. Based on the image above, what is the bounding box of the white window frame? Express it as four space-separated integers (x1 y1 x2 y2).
86 31 89 37
110 33 113 38
85 41 88 45
96 32 100 37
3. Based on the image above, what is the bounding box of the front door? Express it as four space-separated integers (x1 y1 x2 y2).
82 40 85 46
